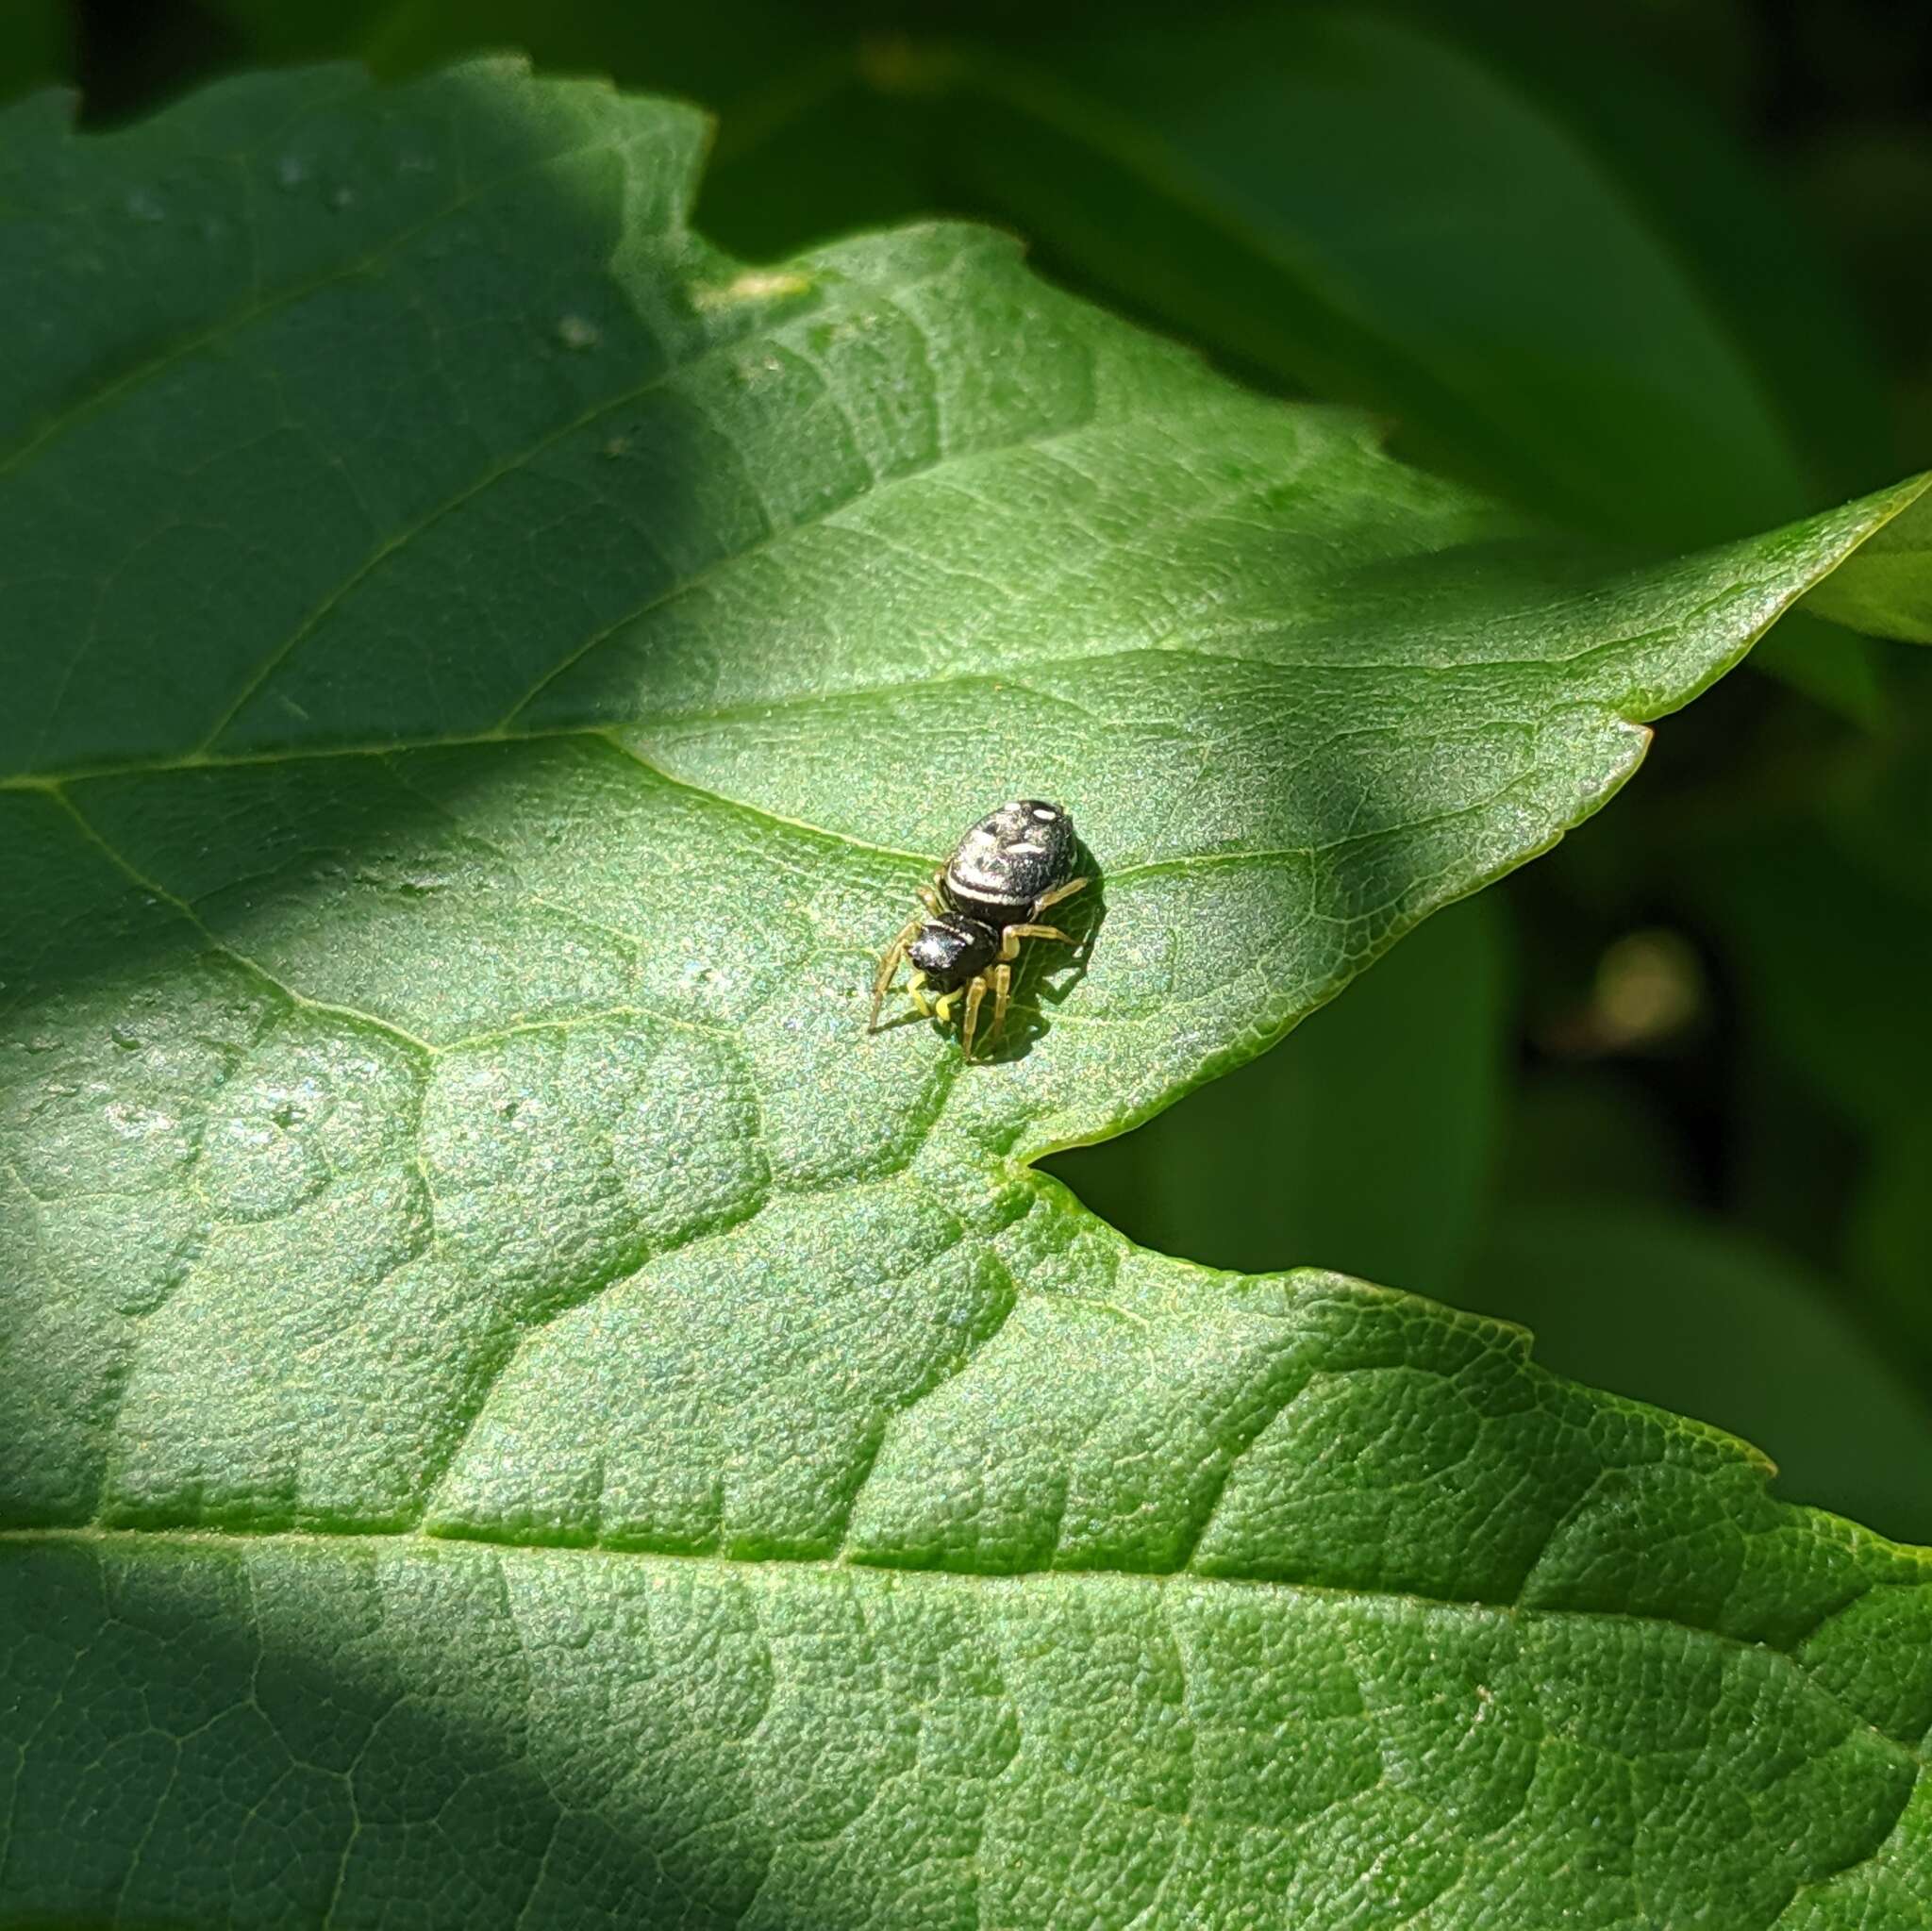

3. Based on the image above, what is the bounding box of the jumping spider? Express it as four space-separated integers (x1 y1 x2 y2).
869 799 1089 1060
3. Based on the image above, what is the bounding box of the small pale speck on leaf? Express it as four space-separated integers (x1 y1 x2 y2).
692 270 812 311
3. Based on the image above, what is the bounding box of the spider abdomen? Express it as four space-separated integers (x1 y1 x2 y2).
942 799 1078 924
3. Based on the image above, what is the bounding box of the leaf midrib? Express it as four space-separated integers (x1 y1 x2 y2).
2 1523 1923 1773
13 514 1910 797
18 718 1568 926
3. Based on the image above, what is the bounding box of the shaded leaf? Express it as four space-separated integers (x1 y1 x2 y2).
923 8 1818 545
1704 759 1932 1137
197 3 1892 529
0 0 71 105
1693 740 1932 1378
1047 893 1507 1300
1462 1201 1932 1544
1493 1066 1701 1211
1807 491 1932 641
205 0 1909 723
1853 1114 1932 1369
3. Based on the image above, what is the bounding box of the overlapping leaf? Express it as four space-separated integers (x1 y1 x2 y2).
1809 493 1932 642
3 61 1930 1927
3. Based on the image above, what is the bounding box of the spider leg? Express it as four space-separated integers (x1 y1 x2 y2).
919 882 945 914
961 974 988 1061
869 916 924 1030
933 989 959 1024
909 971 933 1017
991 960 1011 1042
998 923 1074 957
1030 875 1089 915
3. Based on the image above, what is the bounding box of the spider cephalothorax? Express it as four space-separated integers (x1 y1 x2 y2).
869 799 1089 1060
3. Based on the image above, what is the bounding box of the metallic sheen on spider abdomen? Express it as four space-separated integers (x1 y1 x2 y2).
942 798 1078 924
869 797 1089 1060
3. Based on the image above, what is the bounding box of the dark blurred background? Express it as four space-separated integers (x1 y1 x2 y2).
14 0 1931 1536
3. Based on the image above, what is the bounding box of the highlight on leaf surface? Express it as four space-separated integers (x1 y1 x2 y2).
1 58 1928 1930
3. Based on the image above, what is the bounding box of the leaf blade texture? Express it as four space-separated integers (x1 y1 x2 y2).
2 60 1928 1929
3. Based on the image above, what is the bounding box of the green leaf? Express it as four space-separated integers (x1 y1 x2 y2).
1495 1067 1700 1213
1807 491 1932 641
919 8 1822 544
1460 1201 1932 1545
1853 1113 1932 1370
204 0 1908 724
4 60 1931 1927
1047 893 1507 1302
0 0 71 105
1692 742 1932 1377
1704 768 1932 1139
909 2 1904 724
210 0 1890 542
192 0 401 59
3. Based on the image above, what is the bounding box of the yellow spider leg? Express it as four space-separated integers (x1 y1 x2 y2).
869 916 923 1030
961 974 988 1061
999 923 1074 958
991 960 1011 1041
1031 875 1089 915
908 971 933 1017
933 990 959 1024
919 884 945 913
